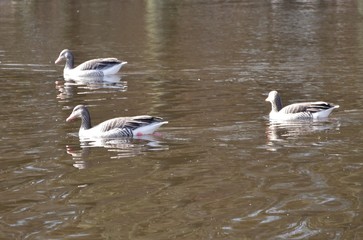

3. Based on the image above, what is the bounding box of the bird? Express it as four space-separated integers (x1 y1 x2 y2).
55 49 127 78
265 90 339 120
66 105 168 139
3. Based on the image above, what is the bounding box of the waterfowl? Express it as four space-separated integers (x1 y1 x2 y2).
265 90 339 120
55 49 127 78
66 105 168 139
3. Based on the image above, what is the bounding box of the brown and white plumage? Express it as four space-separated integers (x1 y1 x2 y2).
265 90 339 120
55 49 127 78
66 105 168 139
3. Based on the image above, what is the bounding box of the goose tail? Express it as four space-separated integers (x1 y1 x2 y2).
133 121 168 136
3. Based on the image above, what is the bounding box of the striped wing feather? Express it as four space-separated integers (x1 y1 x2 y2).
280 102 333 114
76 58 121 71
97 116 164 133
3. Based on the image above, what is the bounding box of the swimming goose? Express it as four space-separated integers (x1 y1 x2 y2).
55 49 127 78
66 105 168 139
265 90 339 120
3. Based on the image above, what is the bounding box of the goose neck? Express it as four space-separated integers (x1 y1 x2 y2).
80 110 92 130
272 95 283 112
64 53 74 70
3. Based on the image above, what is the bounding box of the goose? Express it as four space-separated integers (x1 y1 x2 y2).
66 105 168 139
55 49 127 78
265 90 339 120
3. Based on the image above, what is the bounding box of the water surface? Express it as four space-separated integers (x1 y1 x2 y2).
0 0 362 239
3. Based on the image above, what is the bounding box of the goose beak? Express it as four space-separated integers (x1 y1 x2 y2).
55 56 63 64
66 114 76 122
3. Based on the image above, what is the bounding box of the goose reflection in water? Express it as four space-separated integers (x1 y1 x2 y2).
56 75 127 99
64 74 122 83
265 119 340 151
66 135 169 169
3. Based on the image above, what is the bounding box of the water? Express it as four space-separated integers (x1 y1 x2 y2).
1 0 363 239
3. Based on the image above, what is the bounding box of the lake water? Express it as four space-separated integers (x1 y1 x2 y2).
1 0 363 239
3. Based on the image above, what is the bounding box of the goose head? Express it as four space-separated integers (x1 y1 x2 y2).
265 90 283 112
265 90 278 102
66 105 89 122
66 105 92 130
55 49 73 65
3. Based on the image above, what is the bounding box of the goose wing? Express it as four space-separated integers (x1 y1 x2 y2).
280 102 335 114
97 116 165 133
75 58 122 71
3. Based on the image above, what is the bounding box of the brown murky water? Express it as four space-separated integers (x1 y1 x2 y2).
1 0 363 239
